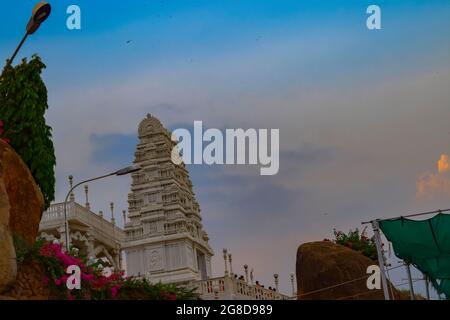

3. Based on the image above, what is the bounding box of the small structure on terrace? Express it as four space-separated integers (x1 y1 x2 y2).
38 180 124 271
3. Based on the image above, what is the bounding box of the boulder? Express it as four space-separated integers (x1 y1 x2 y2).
0 174 16 293
0 140 44 245
4 260 53 300
0 140 44 293
296 241 405 300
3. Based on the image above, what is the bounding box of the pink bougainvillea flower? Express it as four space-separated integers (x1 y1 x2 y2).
162 292 177 300
40 242 63 257
111 285 121 298
81 273 95 282
36 240 189 300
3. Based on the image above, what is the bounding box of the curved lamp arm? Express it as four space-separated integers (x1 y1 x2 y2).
62 165 141 250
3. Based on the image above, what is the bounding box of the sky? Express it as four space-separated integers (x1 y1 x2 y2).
1 0 450 297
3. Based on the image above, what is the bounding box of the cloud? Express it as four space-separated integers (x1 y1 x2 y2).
90 133 137 166
438 154 450 174
37 6 450 295
416 154 450 200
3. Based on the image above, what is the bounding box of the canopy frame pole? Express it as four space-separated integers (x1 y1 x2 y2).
405 263 415 300
371 220 390 300
362 208 450 225
424 274 430 300
386 267 396 300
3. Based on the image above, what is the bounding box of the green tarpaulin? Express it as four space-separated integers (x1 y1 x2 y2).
379 213 450 299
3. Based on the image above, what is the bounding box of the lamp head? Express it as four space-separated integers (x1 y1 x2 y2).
26 2 51 35
114 164 141 176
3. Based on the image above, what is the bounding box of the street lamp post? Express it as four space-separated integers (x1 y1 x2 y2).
63 164 141 250
3 2 51 69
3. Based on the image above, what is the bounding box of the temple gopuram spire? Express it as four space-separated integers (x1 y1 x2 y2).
123 114 213 283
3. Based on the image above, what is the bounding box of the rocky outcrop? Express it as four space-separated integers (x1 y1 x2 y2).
296 241 405 300
0 140 44 294
5 260 54 300
0 140 44 245
0 171 16 293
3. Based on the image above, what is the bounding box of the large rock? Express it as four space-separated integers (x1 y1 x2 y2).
0 140 44 293
5 260 54 300
0 140 44 245
0 172 16 293
296 241 405 300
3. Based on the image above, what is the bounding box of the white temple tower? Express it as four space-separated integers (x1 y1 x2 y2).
123 114 214 284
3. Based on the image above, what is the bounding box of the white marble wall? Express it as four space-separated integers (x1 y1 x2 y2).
125 240 212 282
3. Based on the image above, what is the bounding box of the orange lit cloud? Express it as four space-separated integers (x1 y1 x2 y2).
438 154 450 173
416 154 450 199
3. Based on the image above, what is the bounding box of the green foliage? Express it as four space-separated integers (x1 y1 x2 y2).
119 278 198 300
24 239 198 300
332 227 378 261
0 55 56 209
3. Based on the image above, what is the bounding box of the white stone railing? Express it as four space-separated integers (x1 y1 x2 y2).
41 202 124 242
190 276 292 300
41 202 65 221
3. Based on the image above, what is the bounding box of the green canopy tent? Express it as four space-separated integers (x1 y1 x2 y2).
378 211 450 299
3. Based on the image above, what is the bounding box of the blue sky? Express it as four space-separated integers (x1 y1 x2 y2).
1 1 450 297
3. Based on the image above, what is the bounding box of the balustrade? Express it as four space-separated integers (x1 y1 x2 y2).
190 276 291 300
40 202 124 244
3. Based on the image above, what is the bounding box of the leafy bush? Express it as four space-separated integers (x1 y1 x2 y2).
119 278 197 300
0 120 10 143
332 227 378 261
25 239 197 300
0 55 56 209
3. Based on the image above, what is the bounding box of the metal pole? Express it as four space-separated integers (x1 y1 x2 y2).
1 33 29 79
362 208 450 225
385 268 396 300
424 274 430 300
6 33 29 68
371 220 390 300
2 2 53 75
63 192 71 251
63 172 114 250
405 263 415 300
